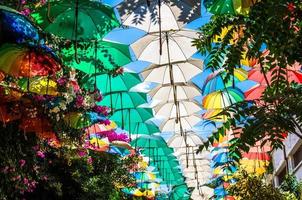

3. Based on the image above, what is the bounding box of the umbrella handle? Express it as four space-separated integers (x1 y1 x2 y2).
146 0 151 7
74 41 81 64
47 1 54 23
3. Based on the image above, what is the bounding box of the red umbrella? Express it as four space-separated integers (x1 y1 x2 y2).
244 84 266 101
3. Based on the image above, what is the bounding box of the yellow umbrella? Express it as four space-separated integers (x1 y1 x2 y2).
18 76 58 96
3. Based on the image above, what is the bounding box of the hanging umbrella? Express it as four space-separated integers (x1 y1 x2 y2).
32 0 119 40
110 108 153 129
122 122 160 135
131 29 198 65
154 100 202 118
202 108 228 122
202 68 248 95
0 5 40 43
160 115 201 133
85 121 117 135
202 88 244 109
244 84 266 100
99 92 147 110
86 134 110 152
117 0 200 33
61 41 132 73
64 112 106 129
141 148 175 159
204 0 255 15
168 133 204 148
86 72 141 94
131 135 168 149
0 44 61 77
150 83 201 103
18 76 58 95
141 59 203 84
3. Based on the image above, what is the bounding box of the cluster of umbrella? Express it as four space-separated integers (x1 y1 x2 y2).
116 0 215 199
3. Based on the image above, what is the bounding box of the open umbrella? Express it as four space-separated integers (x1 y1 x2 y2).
88 73 141 94
202 68 248 95
0 44 61 77
110 108 153 129
160 115 201 133
202 88 244 109
141 59 203 84
122 122 160 135
32 0 119 40
61 41 132 73
0 5 40 43
203 108 228 122
99 91 147 110
244 84 266 100
131 29 198 65
204 0 255 15
117 0 200 33
131 135 168 149
168 133 204 148
154 100 201 118
150 83 201 103
18 76 58 95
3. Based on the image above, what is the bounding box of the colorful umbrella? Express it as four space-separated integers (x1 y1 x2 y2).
99 92 147 110
86 134 110 152
202 68 247 95
32 0 119 41
64 112 106 129
203 108 228 122
141 59 203 84
160 115 201 133
0 44 61 77
131 135 168 149
18 76 58 95
0 5 40 43
204 0 255 15
121 122 160 135
61 41 132 73
244 84 266 100
202 88 244 109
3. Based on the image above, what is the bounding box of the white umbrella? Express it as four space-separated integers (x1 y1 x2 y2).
160 115 201 133
117 0 201 33
190 187 213 200
149 83 201 103
154 100 202 118
168 132 204 148
131 29 198 64
141 59 203 84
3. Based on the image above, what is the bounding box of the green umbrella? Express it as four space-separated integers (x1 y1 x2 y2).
170 184 190 200
131 135 168 149
99 92 147 110
85 72 141 94
61 41 132 73
121 122 160 135
110 108 153 129
32 0 119 40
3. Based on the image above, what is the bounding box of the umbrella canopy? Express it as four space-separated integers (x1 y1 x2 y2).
110 108 153 126
154 100 202 118
160 115 201 133
141 148 175 158
18 76 58 96
202 88 244 109
131 135 169 149
117 0 201 33
150 83 201 103
0 6 39 43
141 59 203 84
32 0 119 41
99 91 147 110
202 68 247 95
203 108 228 122
64 112 106 129
168 133 204 148
244 84 266 100
122 122 160 135
204 0 254 15
61 41 132 73
87 72 141 94
0 44 61 77
131 29 198 65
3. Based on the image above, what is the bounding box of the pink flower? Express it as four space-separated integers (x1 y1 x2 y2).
87 157 93 164
287 2 295 13
69 80 81 93
75 95 84 108
103 119 111 126
57 77 67 86
33 95 46 102
94 106 109 116
19 159 26 168
36 151 45 159
23 178 29 185
78 151 87 157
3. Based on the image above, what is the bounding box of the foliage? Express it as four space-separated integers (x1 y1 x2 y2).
280 174 302 200
195 0 302 160
0 122 135 199
227 170 285 200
